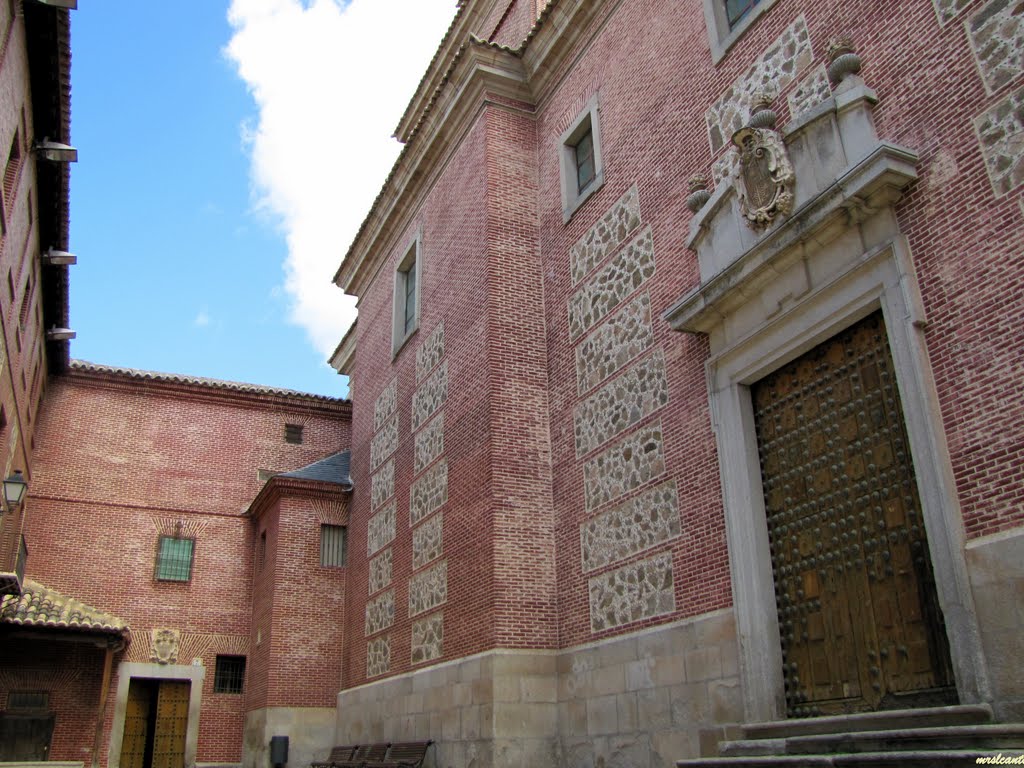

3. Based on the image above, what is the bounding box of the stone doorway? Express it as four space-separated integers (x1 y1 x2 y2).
119 678 190 768
751 311 955 717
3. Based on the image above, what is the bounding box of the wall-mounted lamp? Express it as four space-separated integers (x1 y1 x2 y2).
42 248 77 266
34 139 78 164
27 0 78 8
3 471 28 509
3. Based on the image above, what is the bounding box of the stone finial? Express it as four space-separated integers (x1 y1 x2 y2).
827 35 862 84
749 88 778 129
686 175 711 213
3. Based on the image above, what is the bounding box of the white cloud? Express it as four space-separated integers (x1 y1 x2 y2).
225 0 458 358
194 308 211 327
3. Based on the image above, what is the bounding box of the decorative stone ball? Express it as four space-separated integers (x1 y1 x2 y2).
686 175 711 214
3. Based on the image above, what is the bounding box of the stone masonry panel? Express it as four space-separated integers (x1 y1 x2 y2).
975 83 1024 196
787 64 831 119
415 321 445 383
368 548 392 595
366 636 390 678
580 481 682 573
414 412 444 474
575 292 654 395
410 611 444 665
705 15 812 153
968 0 1024 94
589 551 676 633
371 459 395 511
365 589 395 636
370 415 399 470
409 560 447 617
412 360 448 430
583 420 666 512
374 377 398 432
412 510 443 570
568 226 655 341
569 184 641 285
933 0 975 24
574 350 669 456
367 500 396 556
410 458 448 526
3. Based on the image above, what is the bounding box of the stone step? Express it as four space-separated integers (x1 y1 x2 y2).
741 704 994 740
677 749 1024 768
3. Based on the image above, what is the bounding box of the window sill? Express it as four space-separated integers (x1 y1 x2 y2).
563 173 605 224
392 325 418 360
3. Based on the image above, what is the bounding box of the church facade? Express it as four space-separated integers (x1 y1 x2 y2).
330 0 1024 765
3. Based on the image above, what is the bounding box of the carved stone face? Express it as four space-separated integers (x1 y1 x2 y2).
150 628 180 665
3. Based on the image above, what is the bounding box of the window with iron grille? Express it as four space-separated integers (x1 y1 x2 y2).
213 655 246 694
392 238 420 356
284 423 303 444
7 691 48 711
155 536 194 582
558 95 604 222
320 524 347 567
724 0 760 28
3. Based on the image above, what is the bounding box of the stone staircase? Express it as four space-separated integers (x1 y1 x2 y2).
677 704 1024 767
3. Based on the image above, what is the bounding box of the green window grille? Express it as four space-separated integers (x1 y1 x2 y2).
320 524 347 567
155 536 194 582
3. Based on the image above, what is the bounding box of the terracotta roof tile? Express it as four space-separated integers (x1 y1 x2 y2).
1 579 129 635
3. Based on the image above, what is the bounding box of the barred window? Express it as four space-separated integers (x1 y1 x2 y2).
284 423 303 444
320 524 347 567
155 536 194 582
7 691 48 711
214 655 246 694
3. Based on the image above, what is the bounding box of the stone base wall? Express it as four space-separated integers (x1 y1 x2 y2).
243 707 337 768
966 525 1024 721
335 609 741 768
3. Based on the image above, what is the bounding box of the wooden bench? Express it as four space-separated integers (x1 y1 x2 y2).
377 741 433 768
310 746 357 768
332 743 389 768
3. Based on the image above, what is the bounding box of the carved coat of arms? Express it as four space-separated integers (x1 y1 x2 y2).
732 126 795 230
150 628 181 665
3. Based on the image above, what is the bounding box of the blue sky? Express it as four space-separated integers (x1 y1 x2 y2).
68 1 456 397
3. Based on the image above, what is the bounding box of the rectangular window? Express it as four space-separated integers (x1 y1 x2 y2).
703 0 776 63
559 95 604 222
725 0 760 28
213 655 246 694
284 423 303 444
155 536 194 582
258 530 266 571
320 524 347 567
392 238 420 355
7 691 48 711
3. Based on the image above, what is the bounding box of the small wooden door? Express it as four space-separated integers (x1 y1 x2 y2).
752 311 955 716
0 714 55 760
119 679 190 768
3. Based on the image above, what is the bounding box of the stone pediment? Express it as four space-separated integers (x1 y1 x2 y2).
666 79 919 337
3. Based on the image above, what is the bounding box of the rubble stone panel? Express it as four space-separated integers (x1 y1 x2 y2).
414 412 445 473
576 292 655 395
705 15 813 153
568 226 655 341
580 481 682 573
366 636 390 678
589 552 676 632
365 589 395 636
370 415 399 470
410 611 444 665
371 459 395 511
933 0 975 24
583 421 666 512
374 377 398 432
367 500 396 556
412 361 448 430
569 185 642 284
412 511 444 570
968 0 1024 93
975 84 1024 196
368 548 393 595
410 458 448 526
416 321 445 383
574 351 669 456
409 560 447 617
787 64 832 119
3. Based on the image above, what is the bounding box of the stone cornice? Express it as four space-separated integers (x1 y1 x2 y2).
335 39 532 297
330 320 357 375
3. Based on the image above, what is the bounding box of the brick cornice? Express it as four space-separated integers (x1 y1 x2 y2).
62 362 351 418
247 476 350 520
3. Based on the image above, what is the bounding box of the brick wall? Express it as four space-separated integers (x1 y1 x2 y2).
23 370 349 763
